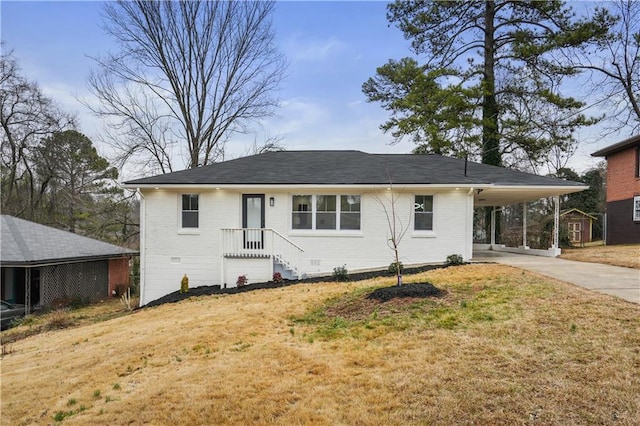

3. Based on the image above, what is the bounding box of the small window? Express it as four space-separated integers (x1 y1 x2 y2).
181 194 199 228
634 195 640 222
414 195 434 231
292 195 312 229
340 195 361 230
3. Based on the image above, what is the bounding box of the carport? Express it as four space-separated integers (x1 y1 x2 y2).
1 215 137 313
471 185 582 257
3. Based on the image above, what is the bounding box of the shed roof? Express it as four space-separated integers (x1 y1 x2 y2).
124 150 585 187
591 135 640 157
1 215 137 266
560 208 598 220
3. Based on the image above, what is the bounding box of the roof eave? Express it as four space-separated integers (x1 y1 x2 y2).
125 182 583 190
0 252 138 268
592 134 640 157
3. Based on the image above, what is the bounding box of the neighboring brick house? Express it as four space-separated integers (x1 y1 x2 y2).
592 135 640 245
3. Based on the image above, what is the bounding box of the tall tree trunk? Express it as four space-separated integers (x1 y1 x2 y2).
482 1 501 241
481 0 500 167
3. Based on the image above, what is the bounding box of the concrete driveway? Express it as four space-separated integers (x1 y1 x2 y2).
473 250 640 304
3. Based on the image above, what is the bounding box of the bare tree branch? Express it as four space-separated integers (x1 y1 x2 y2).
85 0 286 172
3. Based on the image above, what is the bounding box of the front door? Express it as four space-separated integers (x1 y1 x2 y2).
242 194 265 249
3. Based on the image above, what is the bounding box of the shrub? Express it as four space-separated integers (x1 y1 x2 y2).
332 265 349 282
120 287 135 311
559 228 572 248
388 261 403 276
236 275 248 287
445 254 464 266
272 272 284 283
113 284 127 297
180 274 189 293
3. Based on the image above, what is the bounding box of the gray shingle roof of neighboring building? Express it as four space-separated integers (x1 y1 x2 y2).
1 215 137 266
591 135 640 157
124 150 584 187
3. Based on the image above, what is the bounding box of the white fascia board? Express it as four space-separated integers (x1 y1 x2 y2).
490 184 588 193
122 183 493 191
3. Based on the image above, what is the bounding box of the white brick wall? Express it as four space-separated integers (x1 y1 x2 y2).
138 187 474 305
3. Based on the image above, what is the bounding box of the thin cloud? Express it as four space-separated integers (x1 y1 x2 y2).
285 34 346 62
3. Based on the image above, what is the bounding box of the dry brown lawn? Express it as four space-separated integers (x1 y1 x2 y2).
560 244 640 269
1 264 639 425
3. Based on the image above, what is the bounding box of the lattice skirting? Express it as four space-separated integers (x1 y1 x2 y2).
41 261 109 305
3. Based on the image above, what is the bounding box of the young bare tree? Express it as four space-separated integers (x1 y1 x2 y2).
87 0 286 173
376 183 412 286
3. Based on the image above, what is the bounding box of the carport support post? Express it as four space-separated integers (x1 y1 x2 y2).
25 268 31 315
490 207 496 247
522 202 527 248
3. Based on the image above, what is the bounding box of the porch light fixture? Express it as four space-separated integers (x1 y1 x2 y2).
269 197 275 206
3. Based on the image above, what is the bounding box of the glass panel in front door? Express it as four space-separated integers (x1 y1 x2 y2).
246 196 263 248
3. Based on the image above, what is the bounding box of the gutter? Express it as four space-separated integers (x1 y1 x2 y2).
137 188 147 306
1 253 138 268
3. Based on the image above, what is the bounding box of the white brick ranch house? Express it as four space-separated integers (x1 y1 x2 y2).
124 150 586 306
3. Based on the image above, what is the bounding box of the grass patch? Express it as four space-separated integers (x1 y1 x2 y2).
560 243 640 269
294 271 553 341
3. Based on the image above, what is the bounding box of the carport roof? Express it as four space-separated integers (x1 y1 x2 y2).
1 215 137 266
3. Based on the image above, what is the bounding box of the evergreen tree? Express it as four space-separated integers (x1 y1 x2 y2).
363 0 610 168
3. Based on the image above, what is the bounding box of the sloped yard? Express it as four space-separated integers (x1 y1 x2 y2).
1 264 639 425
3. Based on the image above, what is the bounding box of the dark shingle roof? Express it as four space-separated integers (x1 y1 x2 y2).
592 135 640 157
124 151 583 187
1 215 136 266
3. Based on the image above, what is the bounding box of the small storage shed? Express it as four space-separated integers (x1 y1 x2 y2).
1 215 137 312
560 209 597 246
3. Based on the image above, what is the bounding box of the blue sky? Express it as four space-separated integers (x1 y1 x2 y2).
1 1 619 177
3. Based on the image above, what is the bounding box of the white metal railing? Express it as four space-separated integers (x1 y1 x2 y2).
221 228 304 276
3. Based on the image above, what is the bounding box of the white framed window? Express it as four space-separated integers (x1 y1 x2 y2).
316 195 337 229
340 195 361 230
291 195 361 230
634 195 640 222
181 194 199 228
292 195 312 229
414 195 434 231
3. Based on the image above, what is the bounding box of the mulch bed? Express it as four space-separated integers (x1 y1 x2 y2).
366 282 445 302
143 263 450 308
